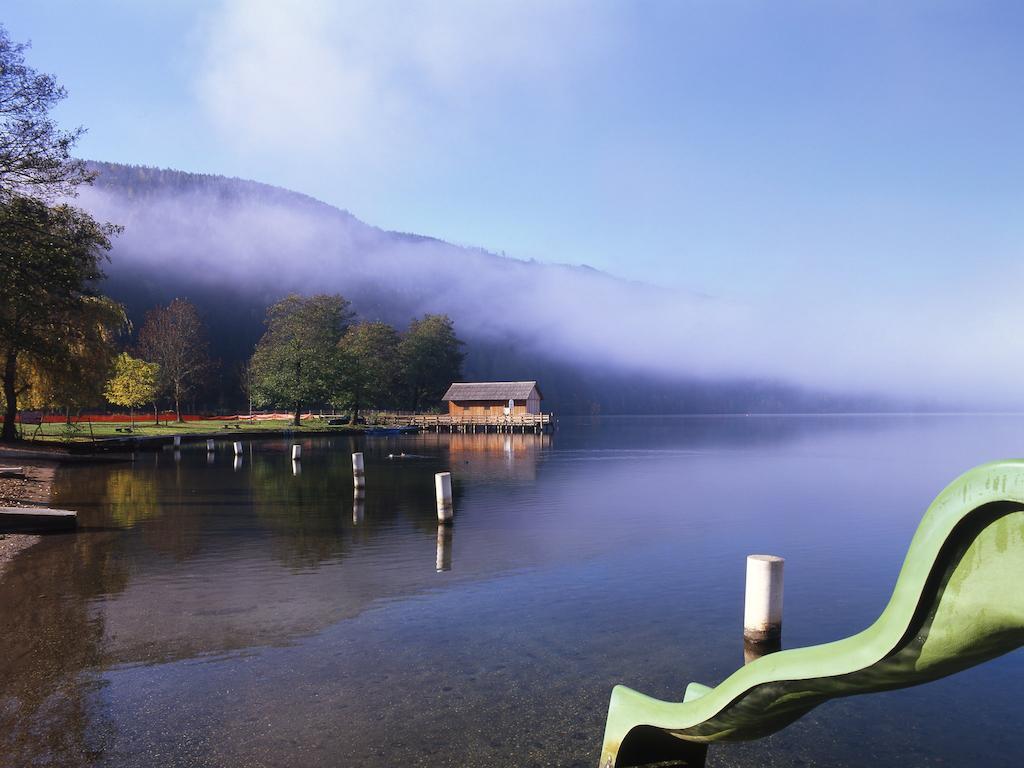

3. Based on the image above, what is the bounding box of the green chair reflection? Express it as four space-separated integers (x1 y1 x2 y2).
600 460 1024 767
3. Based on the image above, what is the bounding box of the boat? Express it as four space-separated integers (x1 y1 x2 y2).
363 425 420 436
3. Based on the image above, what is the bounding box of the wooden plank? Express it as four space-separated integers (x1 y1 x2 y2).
0 506 77 533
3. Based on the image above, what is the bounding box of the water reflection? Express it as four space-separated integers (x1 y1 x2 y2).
436 524 453 572
353 488 365 524
0 528 127 766
4 418 1024 767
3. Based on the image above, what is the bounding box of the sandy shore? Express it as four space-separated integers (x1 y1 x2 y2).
0 464 56 576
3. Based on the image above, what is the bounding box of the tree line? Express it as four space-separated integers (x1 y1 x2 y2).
0 24 462 441
103 295 464 427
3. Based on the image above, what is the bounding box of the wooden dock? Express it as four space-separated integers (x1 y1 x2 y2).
0 507 77 533
390 413 554 434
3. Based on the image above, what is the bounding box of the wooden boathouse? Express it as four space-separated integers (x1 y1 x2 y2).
392 381 553 433
443 381 543 416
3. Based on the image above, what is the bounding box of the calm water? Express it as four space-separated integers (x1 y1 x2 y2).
3 416 1024 767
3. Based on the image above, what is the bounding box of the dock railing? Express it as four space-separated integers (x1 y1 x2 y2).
376 412 554 433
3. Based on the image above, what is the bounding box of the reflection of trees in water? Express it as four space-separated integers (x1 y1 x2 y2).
0 528 129 766
247 449 464 565
103 467 161 527
248 454 354 569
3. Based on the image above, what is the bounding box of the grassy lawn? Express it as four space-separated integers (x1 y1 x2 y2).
20 418 356 442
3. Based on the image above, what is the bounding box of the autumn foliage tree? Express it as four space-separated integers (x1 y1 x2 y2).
19 296 127 421
0 25 120 441
137 298 213 422
104 353 159 428
0 198 119 441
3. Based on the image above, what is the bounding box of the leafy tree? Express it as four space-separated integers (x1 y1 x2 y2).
249 294 353 425
19 296 127 421
137 298 213 423
104 353 160 428
398 314 464 411
0 25 93 202
337 321 401 421
0 197 119 441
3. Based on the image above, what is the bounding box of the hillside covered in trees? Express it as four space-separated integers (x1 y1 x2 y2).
80 161 892 415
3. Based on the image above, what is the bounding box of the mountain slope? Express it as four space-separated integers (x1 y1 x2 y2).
78 161 885 414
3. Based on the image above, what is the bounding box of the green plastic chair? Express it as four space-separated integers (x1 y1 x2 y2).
599 460 1024 767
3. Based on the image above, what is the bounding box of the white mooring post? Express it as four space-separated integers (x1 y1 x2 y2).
233 441 243 456
173 435 181 447
744 554 784 648
435 472 453 524
206 439 215 452
291 444 302 460
352 452 365 489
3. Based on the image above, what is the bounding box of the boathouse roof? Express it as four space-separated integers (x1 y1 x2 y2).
442 381 542 401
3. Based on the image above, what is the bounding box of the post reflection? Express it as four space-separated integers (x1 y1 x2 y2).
353 488 365 524
436 524 453 572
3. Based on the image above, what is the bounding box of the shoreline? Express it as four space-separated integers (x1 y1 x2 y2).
0 464 56 577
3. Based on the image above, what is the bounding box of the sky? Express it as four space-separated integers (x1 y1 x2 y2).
5 1 1024 305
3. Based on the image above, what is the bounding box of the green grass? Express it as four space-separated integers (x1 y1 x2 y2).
21 418 358 442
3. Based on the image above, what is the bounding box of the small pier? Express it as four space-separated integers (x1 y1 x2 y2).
0 507 78 533
390 413 554 434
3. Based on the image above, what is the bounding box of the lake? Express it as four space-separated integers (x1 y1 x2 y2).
2 415 1023 767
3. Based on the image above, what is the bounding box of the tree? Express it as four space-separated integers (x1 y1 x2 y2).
19 296 127 421
398 315 465 412
337 321 401 421
0 25 93 202
137 298 213 423
249 294 353 425
104 353 159 428
0 197 119 441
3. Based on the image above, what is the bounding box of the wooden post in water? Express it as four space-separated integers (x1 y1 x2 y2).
233 441 243 456
435 471 453 523
291 444 302 460
352 452 365 489
173 435 181 447
206 439 215 452
744 554 784 660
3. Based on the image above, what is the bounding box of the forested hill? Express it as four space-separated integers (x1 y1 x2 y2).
78 161 889 414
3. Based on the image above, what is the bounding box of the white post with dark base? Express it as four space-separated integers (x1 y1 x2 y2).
292 444 302 460
744 554 784 661
352 452 365 489
233 441 243 456
435 472 453 524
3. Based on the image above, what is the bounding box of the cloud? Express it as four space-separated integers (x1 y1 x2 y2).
194 0 613 161
79 172 1024 409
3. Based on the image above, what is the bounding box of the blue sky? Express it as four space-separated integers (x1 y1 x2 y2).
6 1 1023 303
